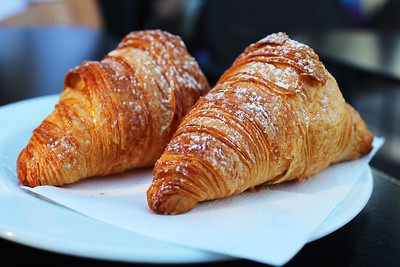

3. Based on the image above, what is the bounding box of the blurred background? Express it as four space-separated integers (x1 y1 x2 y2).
0 0 399 178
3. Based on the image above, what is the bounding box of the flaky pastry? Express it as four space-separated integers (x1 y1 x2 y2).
147 32 373 215
17 30 209 187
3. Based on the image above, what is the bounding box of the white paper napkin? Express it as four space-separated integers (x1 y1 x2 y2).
26 137 384 266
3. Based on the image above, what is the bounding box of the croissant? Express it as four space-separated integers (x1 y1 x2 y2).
17 30 209 187
147 32 374 215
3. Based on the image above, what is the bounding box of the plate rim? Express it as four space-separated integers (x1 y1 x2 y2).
308 166 373 242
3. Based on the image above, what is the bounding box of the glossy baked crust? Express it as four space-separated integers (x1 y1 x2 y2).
147 32 373 215
17 30 209 187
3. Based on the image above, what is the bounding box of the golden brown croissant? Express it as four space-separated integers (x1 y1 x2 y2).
147 32 373 215
17 30 209 187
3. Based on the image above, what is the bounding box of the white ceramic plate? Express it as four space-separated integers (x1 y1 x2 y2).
0 95 373 263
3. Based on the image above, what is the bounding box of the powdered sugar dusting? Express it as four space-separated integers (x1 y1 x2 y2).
234 32 328 88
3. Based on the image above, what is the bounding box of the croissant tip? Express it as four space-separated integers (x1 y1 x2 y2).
147 187 198 215
16 149 29 186
362 134 374 156
17 147 43 187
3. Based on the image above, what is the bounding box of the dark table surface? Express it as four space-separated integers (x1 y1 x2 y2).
0 27 399 266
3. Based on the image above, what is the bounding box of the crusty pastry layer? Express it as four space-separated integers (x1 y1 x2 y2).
147 32 373 215
17 30 209 187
